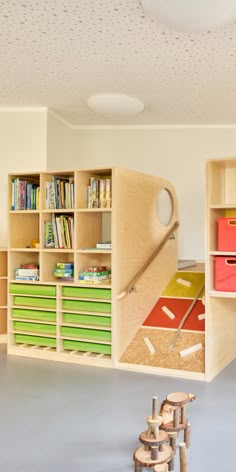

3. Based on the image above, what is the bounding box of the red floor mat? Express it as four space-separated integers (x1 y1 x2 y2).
143 297 205 331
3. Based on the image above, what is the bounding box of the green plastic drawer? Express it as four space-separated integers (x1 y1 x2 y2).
61 326 111 342
14 321 56 335
62 286 111 300
63 313 111 327
13 296 56 309
10 284 56 296
62 299 111 313
14 334 56 348
12 308 56 322
63 339 111 355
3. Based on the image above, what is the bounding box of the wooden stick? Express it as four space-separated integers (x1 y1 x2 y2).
179 442 188 472
169 282 205 350
116 220 179 300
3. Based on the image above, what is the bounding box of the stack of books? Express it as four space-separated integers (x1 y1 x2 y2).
15 263 40 281
53 262 74 281
78 266 111 284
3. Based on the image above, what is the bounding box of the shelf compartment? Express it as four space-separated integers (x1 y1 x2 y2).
0 308 7 334
13 296 56 309
60 326 111 342
62 286 111 300
12 308 56 322
62 299 111 313
75 211 111 250
63 339 111 355
13 321 56 335
14 334 56 348
40 252 74 283
9 212 39 248
9 283 56 296
62 312 111 327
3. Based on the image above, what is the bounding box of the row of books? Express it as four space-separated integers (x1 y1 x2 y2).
86 176 112 209
45 176 74 209
11 178 40 210
44 214 74 249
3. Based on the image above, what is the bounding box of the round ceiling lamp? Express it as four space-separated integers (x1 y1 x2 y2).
141 0 236 32
87 93 144 119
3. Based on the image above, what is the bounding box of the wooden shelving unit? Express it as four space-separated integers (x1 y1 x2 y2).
8 167 196 379
206 158 236 381
0 249 7 343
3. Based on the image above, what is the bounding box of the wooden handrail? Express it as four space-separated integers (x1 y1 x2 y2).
116 220 179 300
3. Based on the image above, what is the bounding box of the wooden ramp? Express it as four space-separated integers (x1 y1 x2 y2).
120 266 205 374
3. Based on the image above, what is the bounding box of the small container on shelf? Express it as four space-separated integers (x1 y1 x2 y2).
218 217 236 251
215 256 236 291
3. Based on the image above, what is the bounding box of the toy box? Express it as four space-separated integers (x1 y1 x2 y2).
215 256 236 291
218 218 236 251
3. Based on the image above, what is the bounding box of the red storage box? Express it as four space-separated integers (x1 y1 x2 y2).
215 256 236 291
218 218 236 251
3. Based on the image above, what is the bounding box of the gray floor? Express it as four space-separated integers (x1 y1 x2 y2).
0 345 235 472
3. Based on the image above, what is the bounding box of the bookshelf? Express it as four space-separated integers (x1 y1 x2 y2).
0 249 7 343
8 167 196 379
206 158 236 381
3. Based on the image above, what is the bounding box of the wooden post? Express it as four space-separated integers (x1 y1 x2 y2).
184 422 191 448
179 442 188 472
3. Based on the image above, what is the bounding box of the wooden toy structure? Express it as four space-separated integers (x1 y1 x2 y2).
133 392 195 471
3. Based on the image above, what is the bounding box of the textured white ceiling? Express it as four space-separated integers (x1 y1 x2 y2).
1 0 236 125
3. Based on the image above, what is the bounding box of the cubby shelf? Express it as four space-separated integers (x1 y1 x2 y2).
0 249 7 343
8 167 193 379
206 158 236 381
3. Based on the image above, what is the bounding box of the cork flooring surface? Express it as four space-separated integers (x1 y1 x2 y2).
120 327 205 373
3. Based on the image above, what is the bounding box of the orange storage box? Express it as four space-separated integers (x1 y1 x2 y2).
215 256 236 291
218 218 236 251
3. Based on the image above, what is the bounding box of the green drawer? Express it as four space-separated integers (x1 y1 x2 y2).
14 321 56 335
62 286 111 300
14 334 56 348
61 326 111 342
10 284 56 296
63 313 111 327
63 339 111 355
13 296 56 309
62 299 111 313
12 308 56 322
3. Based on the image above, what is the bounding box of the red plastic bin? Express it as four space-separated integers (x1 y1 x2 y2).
215 256 236 291
218 218 236 251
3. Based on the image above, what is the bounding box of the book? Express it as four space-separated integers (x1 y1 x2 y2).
96 241 112 249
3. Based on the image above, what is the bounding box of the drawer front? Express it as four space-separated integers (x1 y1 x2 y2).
62 286 111 300
14 334 56 348
62 299 111 313
10 284 56 296
13 296 56 309
14 321 56 335
61 326 111 342
63 313 111 327
63 339 111 355
12 308 56 322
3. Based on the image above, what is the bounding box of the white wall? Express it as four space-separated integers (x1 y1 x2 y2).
46 111 74 169
53 125 236 260
0 108 48 246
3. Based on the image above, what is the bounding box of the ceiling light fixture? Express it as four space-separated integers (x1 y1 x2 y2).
141 0 236 32
87 93 144 120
